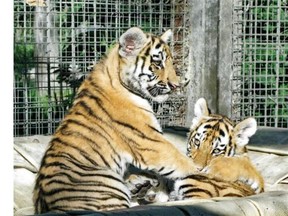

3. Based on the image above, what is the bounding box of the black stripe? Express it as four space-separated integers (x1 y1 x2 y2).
42 168 124 185
223 122 230 134
46 181 130 204
140 56 146 72
73 110 116 147
181 174 209 181
223 193 244 197
73 102 123 161
204 124 212 129
51 196 129 210
145 47 151 56
60 121 100 146
104 65 115 88
76 100 103 122
51 196 100 203
60 121 112 169
228 145 235 156
120 78 144 98
120 134 147 166
183 188 214 197
115 120 161 143
50 137 99 167
43 186 129 202
133 56 140 75
161 169 175 177
151 36 155 44
113 157 123 174
155 42 162 49
148 124 163 134
219 129 225 137
50 205 97 212
42 161 71 170
44 152 96 171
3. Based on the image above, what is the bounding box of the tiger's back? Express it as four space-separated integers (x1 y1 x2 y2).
33 27 198 213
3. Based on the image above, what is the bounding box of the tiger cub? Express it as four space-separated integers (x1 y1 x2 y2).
127 98 264 203
173 98 265 200
33 27 199 213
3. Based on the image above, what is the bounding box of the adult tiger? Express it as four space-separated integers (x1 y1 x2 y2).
33 27 198 213
173 98 265 200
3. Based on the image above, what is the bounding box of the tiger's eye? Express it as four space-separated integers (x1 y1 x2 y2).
153 61 162 68
194 138 200 147
212 149 220 154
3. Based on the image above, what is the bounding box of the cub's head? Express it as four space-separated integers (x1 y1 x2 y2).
118 27 180 103
187 98 257 170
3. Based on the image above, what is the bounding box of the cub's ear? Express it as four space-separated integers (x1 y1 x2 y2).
234 118 257 147
119 27 148 58
191 98 210 129
194 98 210 118
160 29 172 43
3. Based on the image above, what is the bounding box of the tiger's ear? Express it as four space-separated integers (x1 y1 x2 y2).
191 98 210 129
194 98 210 118
160 29 172 43
233 118 257 147
119 27 148 58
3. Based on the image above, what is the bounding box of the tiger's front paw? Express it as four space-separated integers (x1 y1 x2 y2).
237 176 264 193
203 156 264 193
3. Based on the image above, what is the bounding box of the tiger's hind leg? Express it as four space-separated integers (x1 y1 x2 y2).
34 167 131 213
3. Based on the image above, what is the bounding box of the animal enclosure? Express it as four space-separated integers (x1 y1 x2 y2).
13 0 288 136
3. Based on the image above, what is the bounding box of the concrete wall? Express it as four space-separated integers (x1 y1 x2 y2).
185 0 233 126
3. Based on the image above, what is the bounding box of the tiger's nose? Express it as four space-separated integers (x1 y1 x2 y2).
194 163 205 172
168 81 179 90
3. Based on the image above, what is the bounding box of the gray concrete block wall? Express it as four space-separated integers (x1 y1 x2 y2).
185 0 233 126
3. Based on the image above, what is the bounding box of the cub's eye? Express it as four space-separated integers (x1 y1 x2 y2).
212 149 221 155
193 138 200 147
153 60 162 68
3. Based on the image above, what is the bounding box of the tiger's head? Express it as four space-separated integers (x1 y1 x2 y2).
118 27 180 103
187 98 257 170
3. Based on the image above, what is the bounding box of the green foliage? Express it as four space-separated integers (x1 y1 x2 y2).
14 0 174 135
14 44 35 78
242 0 288 128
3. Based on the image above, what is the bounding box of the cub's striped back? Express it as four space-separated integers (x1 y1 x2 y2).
33 27 197 214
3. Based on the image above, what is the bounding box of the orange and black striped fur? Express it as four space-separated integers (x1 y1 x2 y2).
33 27 198 213
173 98 264 200
125 98 264 203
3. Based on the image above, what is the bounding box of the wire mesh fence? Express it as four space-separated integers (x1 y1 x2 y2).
13 0 189 136
232 0 288 128
14 0 287 137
